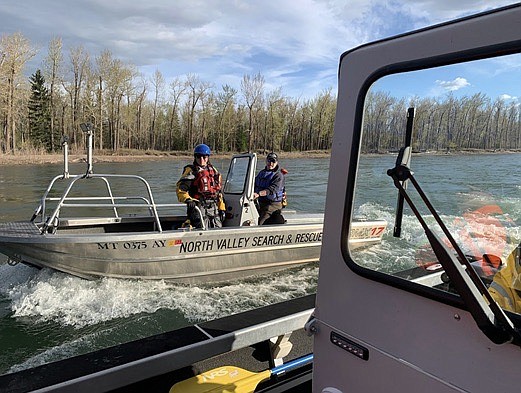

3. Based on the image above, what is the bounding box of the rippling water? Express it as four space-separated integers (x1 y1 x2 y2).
0 156 328 375
1 153 520 375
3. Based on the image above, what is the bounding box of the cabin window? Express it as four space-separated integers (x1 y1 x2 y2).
349 54 521 315
223 156 251 194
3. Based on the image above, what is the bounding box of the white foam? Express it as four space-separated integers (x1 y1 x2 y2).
5 264 318 373
175 266 318 322
352 202 521 272
1 264 318 328
0 263 38 290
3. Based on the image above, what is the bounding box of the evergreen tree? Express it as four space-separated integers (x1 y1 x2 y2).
28 69 52 151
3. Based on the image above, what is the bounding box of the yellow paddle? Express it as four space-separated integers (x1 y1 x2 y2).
169 354 313 393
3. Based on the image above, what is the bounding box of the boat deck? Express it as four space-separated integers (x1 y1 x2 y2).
0 221 41 237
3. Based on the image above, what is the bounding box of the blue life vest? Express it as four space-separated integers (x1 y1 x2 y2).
255 169 284 202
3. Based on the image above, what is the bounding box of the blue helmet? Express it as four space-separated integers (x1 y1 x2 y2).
194 143 211 156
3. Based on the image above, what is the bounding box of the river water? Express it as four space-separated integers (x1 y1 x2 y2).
1 153 520 375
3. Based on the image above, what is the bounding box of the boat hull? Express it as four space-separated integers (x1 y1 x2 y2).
0 220 386 283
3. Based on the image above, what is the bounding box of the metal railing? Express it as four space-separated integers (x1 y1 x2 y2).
33 173 186 234
31 124 192 234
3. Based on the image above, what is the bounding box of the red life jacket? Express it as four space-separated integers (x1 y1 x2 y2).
191 164 221 200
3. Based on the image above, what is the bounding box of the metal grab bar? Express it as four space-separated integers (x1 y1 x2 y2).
50 196 153 211
60 203 153 208
36 173 183 235
35 124 191 234
46 196 151 201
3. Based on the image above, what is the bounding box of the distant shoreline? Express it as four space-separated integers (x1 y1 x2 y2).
0 150 333 166
1 148 520 166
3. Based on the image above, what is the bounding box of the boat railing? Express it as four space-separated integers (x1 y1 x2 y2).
32 172 189 234
32 124 195 234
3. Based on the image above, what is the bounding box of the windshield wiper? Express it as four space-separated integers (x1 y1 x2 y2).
388 111 519 345
392 107 415 238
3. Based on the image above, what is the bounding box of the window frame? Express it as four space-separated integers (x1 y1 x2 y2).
336 4 521 316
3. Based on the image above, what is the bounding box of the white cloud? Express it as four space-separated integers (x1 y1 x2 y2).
436 77 470 92
399 0 514 24
499 94 518 101
0 0 517 99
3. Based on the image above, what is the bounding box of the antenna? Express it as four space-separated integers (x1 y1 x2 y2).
80 122 94 175
60 134 70 178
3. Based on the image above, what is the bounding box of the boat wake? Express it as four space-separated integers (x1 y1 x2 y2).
0 263 318 328
1 200 518 330
3 202 518 329
3 199 518 373
351 201 521 274
0 261 318 373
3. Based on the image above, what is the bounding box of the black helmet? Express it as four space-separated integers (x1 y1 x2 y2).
267 152 278 162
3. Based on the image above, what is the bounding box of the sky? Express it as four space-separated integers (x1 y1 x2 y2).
0 0 519 102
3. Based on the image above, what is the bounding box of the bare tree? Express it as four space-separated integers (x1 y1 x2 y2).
280 96 300 152
150 69 165 150
241 72 265 152
168 77 186 150
107 60 135 151
0 32 37 153
185 74 212 148
216 84 237 152
265 88 283 152
63 45 89 149
94 50 114 149
93 50 136 151
134 77 147 149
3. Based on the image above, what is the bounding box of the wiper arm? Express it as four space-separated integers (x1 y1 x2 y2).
393 107 415 238
387 161 518 345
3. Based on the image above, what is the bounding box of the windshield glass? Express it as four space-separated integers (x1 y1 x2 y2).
349 54 521 315
223 156 250 194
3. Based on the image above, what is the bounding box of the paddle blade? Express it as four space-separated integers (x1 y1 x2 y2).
170 366 271 393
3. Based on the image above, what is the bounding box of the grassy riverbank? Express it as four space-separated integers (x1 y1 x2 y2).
2 148 519 166
0 149 332 165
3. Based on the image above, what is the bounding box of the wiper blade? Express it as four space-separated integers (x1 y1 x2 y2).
388 158 518 345
393 107 415 238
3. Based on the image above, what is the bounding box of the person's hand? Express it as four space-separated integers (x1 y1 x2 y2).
186 199 198 210
253 192 259 199
219 210 226 222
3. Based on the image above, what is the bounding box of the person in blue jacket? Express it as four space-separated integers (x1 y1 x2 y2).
253 152 286 225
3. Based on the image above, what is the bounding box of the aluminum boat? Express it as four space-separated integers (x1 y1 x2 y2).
3 6 521 392
0 130 386 283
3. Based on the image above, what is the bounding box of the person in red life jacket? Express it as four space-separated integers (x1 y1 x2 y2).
176 144 226 229
253 152 286 225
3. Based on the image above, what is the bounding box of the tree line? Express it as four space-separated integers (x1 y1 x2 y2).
1 32 520 156
0 33 336 155
365 91 521 153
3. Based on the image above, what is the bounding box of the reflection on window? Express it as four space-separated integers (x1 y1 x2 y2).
224 156 249 194
350 57 521 315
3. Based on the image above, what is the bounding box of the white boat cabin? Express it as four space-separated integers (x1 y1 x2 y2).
311 4 521 392
222 153 260 227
